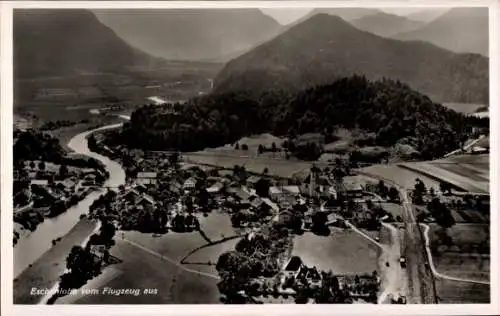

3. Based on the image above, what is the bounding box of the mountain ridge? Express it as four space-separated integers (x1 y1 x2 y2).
214 13 488 104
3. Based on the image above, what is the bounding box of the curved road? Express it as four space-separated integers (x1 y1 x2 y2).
420 224 490 285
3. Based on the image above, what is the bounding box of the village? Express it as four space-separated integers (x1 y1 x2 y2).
13 157 108 245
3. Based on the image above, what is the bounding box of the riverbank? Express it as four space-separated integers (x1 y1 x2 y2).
14 119 128 304
13 218 98 304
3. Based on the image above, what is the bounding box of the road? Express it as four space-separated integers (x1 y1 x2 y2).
358 170 437 304
443 134 487 158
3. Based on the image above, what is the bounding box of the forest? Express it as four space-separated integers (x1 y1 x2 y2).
111 76 477 161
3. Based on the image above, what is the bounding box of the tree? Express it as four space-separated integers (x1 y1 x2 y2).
414 178 426 194
440 182 452 195
38 161 46 171
241 144 248 151
255 178 271 198
59 164 68 178
271 142 277 152
235 143 240 150
378 180 388 197
258 144 264 155
262 167 269 175
388 187 399 202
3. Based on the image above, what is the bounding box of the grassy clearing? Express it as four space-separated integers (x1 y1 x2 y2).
292 230 378 275
429 163 488 183
436 278 490 303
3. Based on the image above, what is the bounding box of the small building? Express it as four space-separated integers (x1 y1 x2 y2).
344 182 363 198
30 179 49 186
90 244 107 260
282 185 300 195
183 177 198 190
136 172 158 185
277 209 294 225
269 186 282 201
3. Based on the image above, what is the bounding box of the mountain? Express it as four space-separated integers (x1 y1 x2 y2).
309 8 382 21
14 9 164 79
405 8 449 23
214 13 488 104
93 9 283 61
393 7 488 56
350 12 424 37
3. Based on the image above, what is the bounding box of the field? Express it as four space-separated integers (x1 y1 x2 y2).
291 229 378 275
55 212 240 304
183 151 311 178
435 278 490 303
56 239 221 304
428 224 490 282
361 164 441 190
400 161 488 194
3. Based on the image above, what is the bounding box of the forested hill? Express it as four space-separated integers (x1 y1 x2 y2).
116 76 469 160
14 9 164 79
214 13 488 104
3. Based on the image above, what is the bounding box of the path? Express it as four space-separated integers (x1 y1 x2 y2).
420 224 490 285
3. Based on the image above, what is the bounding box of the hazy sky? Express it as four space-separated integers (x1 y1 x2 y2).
261 7 446 25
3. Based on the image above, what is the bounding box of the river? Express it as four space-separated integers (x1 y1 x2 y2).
14 122 128 278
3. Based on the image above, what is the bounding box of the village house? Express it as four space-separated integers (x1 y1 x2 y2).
136 172 158 185
183 177 197 190
296 266 322 288
30 179 49 187
276 208 295 225
90 244 107 260
344 182 364 198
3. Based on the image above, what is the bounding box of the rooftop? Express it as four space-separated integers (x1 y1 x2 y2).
285 256 303 272
137 172 157 178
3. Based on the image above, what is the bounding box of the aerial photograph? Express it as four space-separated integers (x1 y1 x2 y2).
12 6 490 305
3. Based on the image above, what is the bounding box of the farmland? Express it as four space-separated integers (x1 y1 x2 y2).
435 278 490 304
428 224 490 282
441 103 486 115
360 164 441 190
400 161 489 194
291 230 379 275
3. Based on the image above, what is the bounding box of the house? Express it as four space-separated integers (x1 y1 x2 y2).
246 176 261 189
183 177 197 190
90 244 107 260
282 185 300 195
283 256 304 278
30 179 49 186
137 194 155 207
269 186 282 201
277 209 294 225
297 266 322 288
344 182 363 198
136 172 158 185
123 189 142 205
207 182 224 194
295 133 325 147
